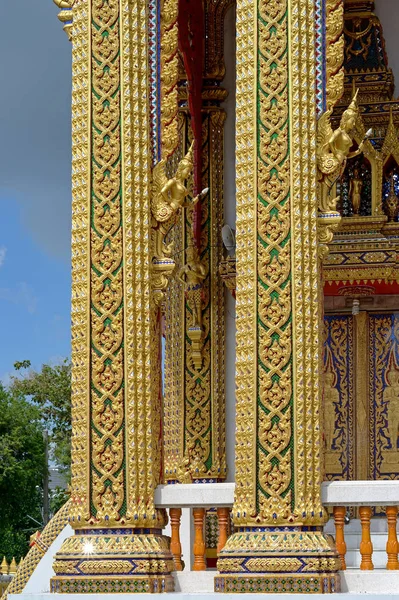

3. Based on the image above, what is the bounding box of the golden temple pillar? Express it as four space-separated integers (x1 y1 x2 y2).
50 0 174 593
215 0 341 593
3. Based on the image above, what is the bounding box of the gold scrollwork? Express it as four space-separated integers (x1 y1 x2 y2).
90 0 125 525
326 0 344 110
160 0 179 158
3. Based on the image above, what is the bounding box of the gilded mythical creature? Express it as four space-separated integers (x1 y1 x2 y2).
317 90 369 213
178 245 207 370
151 143 208 260
178 245 207 329
53 0 74 40
53 0 73 7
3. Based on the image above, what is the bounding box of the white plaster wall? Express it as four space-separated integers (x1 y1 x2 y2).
374 0 399 96
222 5 237 483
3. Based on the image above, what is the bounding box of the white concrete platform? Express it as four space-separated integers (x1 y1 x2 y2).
8 591 399 598
342 570 399 594
8 570 399 597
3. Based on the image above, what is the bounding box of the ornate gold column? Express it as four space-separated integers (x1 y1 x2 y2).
163 0 233 483
215 0 341 593
50 0 174 592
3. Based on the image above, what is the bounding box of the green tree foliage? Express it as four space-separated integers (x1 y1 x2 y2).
10 359 72 475
0 385 45 560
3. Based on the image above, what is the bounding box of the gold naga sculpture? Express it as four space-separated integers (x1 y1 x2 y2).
150 143 208 306
316 90 372 255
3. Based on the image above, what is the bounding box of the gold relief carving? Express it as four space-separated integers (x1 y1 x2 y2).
220 531 337 555
52 533 175 589
369 315 399 480
380 362 399 474
120 0 168 528
302 557 342 572
163 117 186 482
53 0 74 40
385 176 399 222
215 574 340 594
89 0 125 525
204 0 235 80
150 0 183 307
133 560 175 574
216 529 340 590
288 0 323 525
55 533 172 555
227 0 257 515
323 317 355 481
208 109 227 481
160 0 179 158
52 576 174 594
325 266 397 284
255 0 293 524
381 113 399 213
385 368 399 450
78 560 133 575
245 558 302 573
324 371 340 452
355 312 369 481
325 0 344 110
219 256 236 295
381 111 399 163
52 561 79 575
351 116 383 217
69 0 90 525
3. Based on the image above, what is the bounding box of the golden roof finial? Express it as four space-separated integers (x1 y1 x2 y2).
0 556 8 575
9 557 17 575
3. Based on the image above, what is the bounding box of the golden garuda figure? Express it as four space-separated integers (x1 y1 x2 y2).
150 142 208 306
151 142 208 260
317 90 371 213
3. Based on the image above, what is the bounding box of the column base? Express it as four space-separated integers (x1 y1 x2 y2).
215 528 341 594
50 528 175 593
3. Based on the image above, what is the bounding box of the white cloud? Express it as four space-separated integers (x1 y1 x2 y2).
0 247 6 268
0 281 38 314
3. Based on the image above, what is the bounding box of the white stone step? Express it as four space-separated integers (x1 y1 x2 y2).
346 548 388 569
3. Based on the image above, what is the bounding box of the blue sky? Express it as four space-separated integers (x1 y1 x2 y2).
0 2 71 384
